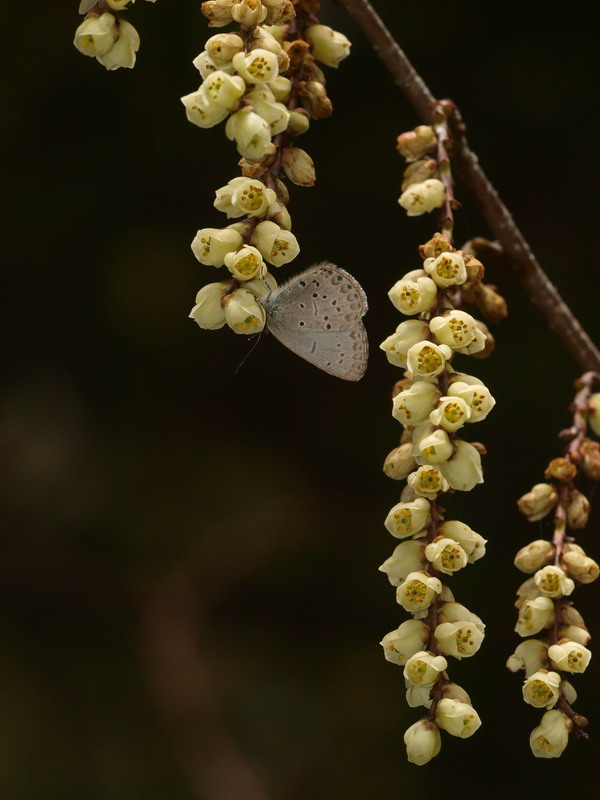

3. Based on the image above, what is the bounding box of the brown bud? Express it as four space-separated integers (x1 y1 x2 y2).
240 159 268 179
281 147 315 186
478 284 508 324
514 539 555 573
419 232 454 260
202 0 236 26
264 0 295 24
566 489 590 529
441 683 471 704
470 321 495 359
396 125 436 161
544 457 577 482
579 438 600 480
383 443 417 481
299 80 333 119
562 549 599 583
517 483 559 522
560 603 586 627
462 253 485 284
401 158 438 192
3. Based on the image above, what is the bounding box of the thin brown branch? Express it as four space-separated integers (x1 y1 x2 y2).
334 0 600 373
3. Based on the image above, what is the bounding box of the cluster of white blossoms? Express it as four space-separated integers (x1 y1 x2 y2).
379 224 498 763
73 0 157 70
184 1 350 335
508 374 600 758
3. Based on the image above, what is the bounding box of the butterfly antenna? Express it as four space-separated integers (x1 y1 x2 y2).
234 331 263 375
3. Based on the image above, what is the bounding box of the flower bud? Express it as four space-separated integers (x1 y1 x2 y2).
205 33 244 66
97 20 140 70
223 245 265 280
189 282 227 330
299 80 333 119
404 719 441 766
191 227 243 267
379 540 427 585
261 0 295 25
379 620 429 665
438 440 483 492
202 0 236 28
268 75 292 102
383 443 417 480
250 220 299 266
506 639 548 676
580 438 600 479
406 342 452 380
388 273 437 315
423 252 467 288
435 698 481 738
544 457 577 482
288 109 310 135
548 640 591 673
514 540 555 573
225 109 272 159
517 483 559 522
407 466 449 499
562 548 599 583
380 320 431 368
558 624 590 646
249 25 289 69
523 670 561 709
404 650 448 687
281 147 316 186
246 86 290 135
429 396 471 432
401 158 438 192
74 12 117 57
396 126 437 162
530 710 571 759
437 520 486 562
396 571 442 613
266 201 292 230
384 497 430 539
425 538 469 575
398 179 445 216
223 288 266 334
305 24 351 68
534 565 574 598
560 604 586 627
231 0 268 26
515 596 555 637
446 379 495 422
434 619 484 659
392 381 440 426
566 488 590 529
588 392 600 437
441 683 471 704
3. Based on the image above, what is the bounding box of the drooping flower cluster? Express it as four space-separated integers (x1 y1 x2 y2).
380 116 505 766
73 0 157 70
185 1 350 335
507 372 600 757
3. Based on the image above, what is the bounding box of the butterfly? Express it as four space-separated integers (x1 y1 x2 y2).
261 262 368 381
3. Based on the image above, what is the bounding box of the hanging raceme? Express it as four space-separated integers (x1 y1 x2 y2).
508 371 600 758
73 0 157 70
183 0 351 338
379 105 507 766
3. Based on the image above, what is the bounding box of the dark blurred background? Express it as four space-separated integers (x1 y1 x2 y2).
2 1 600 797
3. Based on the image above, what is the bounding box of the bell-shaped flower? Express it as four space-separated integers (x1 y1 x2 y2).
515 596 555 637
506 639 549 676
405 683 433 709
456 325 487 355
392 381 440 427
380 320 430 368
534 565 575 598
233 47 278 84
388 274 437 315
436 698 481 738
438 520 486 562
224 245 265 281
214 177 276 218
514 539 555 574
548 640 592 674
430 310 477 349
246 86 290 135
73 12 117 57
446 379 496 422
202 0 237 28
383 443 417 481
559 624 591 646
414 427 453 466
97 20 139 70
379 540 427 586
517 483 559 522
223 287 266 334
384 497 430 539
225 109 272 159
406 342 452 380
429 396 470 432
181 88 229 128
191 226 243 267
193 51 225 79
523 670 561 709
205 32 244 66
562 547 600 583
379 619 429 666
404 650 447 688
189 282 227 330
399 179 445 216
423 252 467 287
437 602 485 632
438 440 483 492
251 220 299 267
434 620 484 659
396 571 442 613
407 466 449 499
201 70 246 109
404 719 441 766
530 710 571 759
425 537 468 575
305 24 351 68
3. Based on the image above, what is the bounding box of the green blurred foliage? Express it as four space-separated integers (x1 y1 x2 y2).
2 1 600 797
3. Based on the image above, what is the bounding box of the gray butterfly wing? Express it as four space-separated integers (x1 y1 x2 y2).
264 262 368 381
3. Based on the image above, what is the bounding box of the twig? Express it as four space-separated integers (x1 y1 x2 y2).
334 0 600 373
